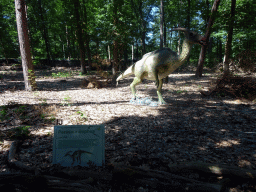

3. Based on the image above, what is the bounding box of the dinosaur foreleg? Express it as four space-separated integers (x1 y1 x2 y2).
130 77 142 99
157 79 166 105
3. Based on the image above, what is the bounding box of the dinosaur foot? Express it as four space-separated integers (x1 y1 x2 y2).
159 100 167 104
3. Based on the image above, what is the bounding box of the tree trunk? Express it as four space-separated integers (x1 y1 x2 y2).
15 0 37 91
65 25 71 60
218 38 223 62
113 39 119 76
108 45 111 63
73 0 87 74
223 0 236 77
160 0 168 83
138 2 146 55
186 0 191 65
195 0 221 77
82 3 92 70
0 39 8 64
177 30 181 55
160 0 164 49
132 44 134 64
164 21 166 47
38 0 51 64
112 0 121 84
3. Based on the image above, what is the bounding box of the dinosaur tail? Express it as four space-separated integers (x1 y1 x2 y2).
116 64 135 84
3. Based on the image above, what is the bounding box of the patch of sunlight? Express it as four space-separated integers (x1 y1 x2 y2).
238 160 252 169
170 73 194 77
246 172 254 178
216 139 240 148
198 146 207 151
209 166 222 175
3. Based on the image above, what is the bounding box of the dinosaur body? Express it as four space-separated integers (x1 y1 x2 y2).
116 28 206 105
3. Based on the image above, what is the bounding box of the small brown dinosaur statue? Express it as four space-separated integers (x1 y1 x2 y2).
116 28 206 105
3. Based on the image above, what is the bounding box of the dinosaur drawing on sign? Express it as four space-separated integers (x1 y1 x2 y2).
64 150 93 165
116 28 206 105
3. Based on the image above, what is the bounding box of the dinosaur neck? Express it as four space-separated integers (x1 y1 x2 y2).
178 39 193 64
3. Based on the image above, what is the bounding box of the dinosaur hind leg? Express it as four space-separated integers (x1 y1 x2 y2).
130 77 142 99
157 79 166 105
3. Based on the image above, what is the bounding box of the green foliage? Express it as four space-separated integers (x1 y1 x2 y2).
0 0 255 73
39 98 47 106
176 89 187 94
51 71 73 78
14 105 26 113
61 95 72 106
9 126 31 140
76 111 87 118
0 106 8 121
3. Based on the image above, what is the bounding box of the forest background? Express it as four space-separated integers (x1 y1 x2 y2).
1 0 255 79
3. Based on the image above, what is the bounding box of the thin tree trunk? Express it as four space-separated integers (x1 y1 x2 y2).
138 2 146 55
132 44 134 64
177 30 181 55
65 25 71 60
15 0 37 91
218 38 222 62
0 39 8 64
108 45 111 64
186 0 191 65
130 0 146 55
82 3 92 70
160 0 168 83
223 0 236 77
73 0 87 74
160 0 164 49
164 20 166 47
38 0 51 64
195 0 221 77
112 0 120 83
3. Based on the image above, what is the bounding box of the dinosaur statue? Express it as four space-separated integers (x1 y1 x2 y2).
116 28 206 105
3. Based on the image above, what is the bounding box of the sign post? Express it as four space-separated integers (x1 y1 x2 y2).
53 125 105 167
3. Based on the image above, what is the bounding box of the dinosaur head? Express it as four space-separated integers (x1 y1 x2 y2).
170 28 206 46
197 35 207 46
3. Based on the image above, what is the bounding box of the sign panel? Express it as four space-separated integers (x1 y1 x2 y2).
53 125 105 167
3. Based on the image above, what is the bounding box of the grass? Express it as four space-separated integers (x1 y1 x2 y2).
61 95 72 106
176 89 188 94
14 105 26 113
7 126 31 140
76 111 87 119
52 71 74 78
0 106 8 121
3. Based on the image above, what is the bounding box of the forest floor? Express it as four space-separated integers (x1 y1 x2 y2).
0 66 256 191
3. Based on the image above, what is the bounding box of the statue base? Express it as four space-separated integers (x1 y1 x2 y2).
130 97 159 107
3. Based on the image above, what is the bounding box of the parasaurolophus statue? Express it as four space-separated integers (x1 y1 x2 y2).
116 28 206 105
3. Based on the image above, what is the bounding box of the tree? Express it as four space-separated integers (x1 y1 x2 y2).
160 0 164 49
195 0 221 77
186 0 190 65
38 0 51 63
15 0 37 91
73 0 87 74
160 0 168 83
223 0 236 77
81 1 92 70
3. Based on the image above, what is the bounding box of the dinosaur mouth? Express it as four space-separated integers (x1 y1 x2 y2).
199 36 207 46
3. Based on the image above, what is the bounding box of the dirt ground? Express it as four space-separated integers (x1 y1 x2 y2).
0 67 256 191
